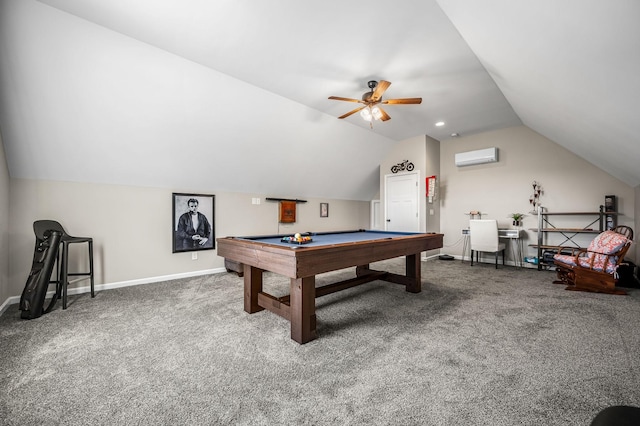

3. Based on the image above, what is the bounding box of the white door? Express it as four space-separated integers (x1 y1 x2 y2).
385 172 420 232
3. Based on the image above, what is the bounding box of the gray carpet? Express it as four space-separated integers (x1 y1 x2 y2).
1 259 639 426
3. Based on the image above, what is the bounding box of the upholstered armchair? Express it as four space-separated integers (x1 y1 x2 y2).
553 226 633 295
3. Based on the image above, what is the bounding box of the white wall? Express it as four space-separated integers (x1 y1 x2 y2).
378 136 440 236
424 136 440 234
439 126 635 264
379 135 441 257
379 135 428 232
0 0 393 202
3 125 637 306
0 135 10 305
6 179 370 299
637 185 640 258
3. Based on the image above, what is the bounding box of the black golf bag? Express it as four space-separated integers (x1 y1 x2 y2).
19 229 62 319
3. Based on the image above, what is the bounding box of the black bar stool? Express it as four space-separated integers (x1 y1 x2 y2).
33 220 94 309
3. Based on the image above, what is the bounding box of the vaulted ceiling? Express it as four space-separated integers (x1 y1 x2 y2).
1 0 638 201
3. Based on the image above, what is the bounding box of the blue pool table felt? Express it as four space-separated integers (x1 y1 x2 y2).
237 230 423 248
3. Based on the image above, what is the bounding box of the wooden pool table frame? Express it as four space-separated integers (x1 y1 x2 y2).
217 231 444 344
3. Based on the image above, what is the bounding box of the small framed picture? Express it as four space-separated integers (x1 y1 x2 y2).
172 193 215 253
320 202 329 218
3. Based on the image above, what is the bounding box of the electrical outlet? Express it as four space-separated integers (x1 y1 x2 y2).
191 252 198 260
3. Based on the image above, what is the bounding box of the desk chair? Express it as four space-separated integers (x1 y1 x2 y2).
469 219 506 269
33 220 94 309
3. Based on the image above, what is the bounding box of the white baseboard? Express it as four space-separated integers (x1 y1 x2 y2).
421 254 441 261
423 253 538 269
0 267 227 316
1 256 542 316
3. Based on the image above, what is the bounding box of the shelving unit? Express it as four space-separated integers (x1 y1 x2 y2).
529 206 618 270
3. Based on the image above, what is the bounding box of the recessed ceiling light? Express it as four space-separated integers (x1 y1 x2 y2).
435 121 445 127
451 133 459 137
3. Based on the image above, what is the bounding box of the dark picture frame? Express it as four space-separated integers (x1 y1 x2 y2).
172 193 215 253
320 202 329 218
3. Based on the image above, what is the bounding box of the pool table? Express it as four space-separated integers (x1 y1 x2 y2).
217 229 444 344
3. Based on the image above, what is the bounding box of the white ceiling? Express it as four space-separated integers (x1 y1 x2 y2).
1 0 638 201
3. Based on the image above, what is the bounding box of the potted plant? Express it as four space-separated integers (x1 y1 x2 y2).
509 213 525 227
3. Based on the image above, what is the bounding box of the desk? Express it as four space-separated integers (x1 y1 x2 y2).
461 228 523 267
217 230 444 344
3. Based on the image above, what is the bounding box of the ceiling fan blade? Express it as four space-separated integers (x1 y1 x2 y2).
382 98 423 105
377 107 391 121
370 80 391 101
328 96 364 103
338 106 366 119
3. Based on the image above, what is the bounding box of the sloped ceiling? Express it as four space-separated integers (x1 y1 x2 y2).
0 0 638 202
437 0 640 187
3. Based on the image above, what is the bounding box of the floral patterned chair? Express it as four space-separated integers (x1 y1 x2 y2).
553 226 633 295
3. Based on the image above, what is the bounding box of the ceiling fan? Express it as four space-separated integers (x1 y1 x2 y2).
328 80 422 126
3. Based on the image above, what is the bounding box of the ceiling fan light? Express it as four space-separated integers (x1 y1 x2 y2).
371 107 382 120
360 107 372 121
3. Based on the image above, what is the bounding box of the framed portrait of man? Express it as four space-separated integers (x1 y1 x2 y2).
172 193 215 253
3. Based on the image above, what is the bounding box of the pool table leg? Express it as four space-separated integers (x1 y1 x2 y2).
405 253 421 293
290 276 317 344
244 265 265 314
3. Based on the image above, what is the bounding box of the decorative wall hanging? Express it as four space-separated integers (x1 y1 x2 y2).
172 193 215 253
265 197 307 224
529 181 543 212
391 160 414 173
279 201 297 223
426 175 437 202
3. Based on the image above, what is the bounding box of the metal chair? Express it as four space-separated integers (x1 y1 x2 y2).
469 219 506 269
33 220 95 309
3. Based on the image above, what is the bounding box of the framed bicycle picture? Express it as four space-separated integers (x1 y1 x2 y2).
172 193 215 253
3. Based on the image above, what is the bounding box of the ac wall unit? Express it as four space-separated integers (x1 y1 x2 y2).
454 147 498 167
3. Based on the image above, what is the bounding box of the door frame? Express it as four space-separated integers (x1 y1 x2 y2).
370 199 381 230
